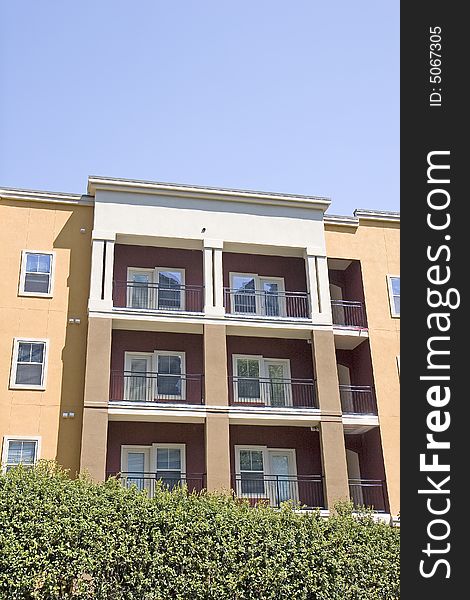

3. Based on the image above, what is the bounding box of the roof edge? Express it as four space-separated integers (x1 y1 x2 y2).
0 186 94 206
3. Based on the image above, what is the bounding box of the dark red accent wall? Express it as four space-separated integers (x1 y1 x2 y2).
106 422 205 475
226 337 314 380
113 244 203 306
223 252 307 292
111 330 203 374
329 261 366 305
229 425 322 475
345 428 386 481
336 342 374 386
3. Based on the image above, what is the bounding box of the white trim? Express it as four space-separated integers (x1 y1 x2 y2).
1 435 41 473
120 445 151 473
150 443 186 475
387 275 400 318
127 268 155 309
18 250 55 298
124 352 154 402
9 338 49 390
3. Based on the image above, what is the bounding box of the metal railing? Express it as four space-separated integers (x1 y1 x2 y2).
232 474 325 509
331 300 367 328
224 288 310 319
229 377 318 409
339 385 377 415
109 372 204 404
112 472 206 496
349 479 387 512
114 281 204 313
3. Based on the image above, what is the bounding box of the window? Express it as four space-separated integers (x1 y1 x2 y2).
229 273 286 316
19 252 54 295
387 276 400 317
239 449 265 495
2 437 40 472
121 444 186 493
233 355 292 406
156 352 185 399
124 353 153 402
156 446 184 489
10 339 47 389
127 268 185 311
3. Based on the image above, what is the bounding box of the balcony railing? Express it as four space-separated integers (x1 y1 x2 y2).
114 281 204 313
224 288 310 319
349 479 387 512
331 300 367 328
339 385 377 415
110 372 204 404
229 377 318 409
112 472 206 496
232 474 325 509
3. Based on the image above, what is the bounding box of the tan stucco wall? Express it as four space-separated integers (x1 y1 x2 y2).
203 324 228 406
0 199 93 474
325 220 400 516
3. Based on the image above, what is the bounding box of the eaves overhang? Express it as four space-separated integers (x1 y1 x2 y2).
87 176 332 212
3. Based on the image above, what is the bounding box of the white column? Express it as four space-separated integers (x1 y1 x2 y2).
304 249 319 319
103 239 115 310
89 239 105 311
88 231 116 312
316 255 332 322
203 239 225 316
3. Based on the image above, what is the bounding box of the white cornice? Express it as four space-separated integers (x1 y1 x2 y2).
324 209 400 227
87 176 331 212
0 186 94 206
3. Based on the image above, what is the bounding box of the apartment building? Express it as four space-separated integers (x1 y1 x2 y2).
1 177 399 518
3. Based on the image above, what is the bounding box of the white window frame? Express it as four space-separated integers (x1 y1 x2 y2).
232 354 292 406
19 250 55 297
126 267 155 309
126 267 186 311
1 435 41 473
155 267 186 311
235 445 298 502
387 275 400 318
120 445 152 493
154 350 186 401
124 352 154 402
151 443 186 478
229 272 286 317
9 338 48 390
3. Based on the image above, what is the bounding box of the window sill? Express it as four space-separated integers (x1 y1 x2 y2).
18 292 53 299
9 384 46 391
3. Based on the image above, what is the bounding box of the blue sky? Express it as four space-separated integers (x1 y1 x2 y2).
0 1 399 215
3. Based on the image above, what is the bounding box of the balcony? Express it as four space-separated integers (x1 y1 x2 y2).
224 288 310 320
348 479 387 512
232 474 325 509
114 281 204 313
229 377 317 409
110 372 204 405
339 385 377 415
331 300 367 328
112 472 206 495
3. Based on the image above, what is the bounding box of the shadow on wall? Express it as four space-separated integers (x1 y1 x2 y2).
53 205 93 476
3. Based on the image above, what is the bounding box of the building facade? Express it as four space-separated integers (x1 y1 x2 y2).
1 178 399 518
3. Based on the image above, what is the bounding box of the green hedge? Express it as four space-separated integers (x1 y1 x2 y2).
0 462 399 599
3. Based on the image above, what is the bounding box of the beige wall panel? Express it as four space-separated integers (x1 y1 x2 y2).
79 407 108 481
312 330 342 415
205 414 231 491
0 200 93 474
320 420 350 509
82 317 112 407
204 324 229 406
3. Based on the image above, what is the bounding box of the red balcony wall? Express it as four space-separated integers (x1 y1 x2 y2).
106 421 205 476
345 428 386 481
329 261 365 305
227 336 314 380
336 342 374 386
111 330 203 374
113 244 203 306
223 252 307 293
229 425 322 475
